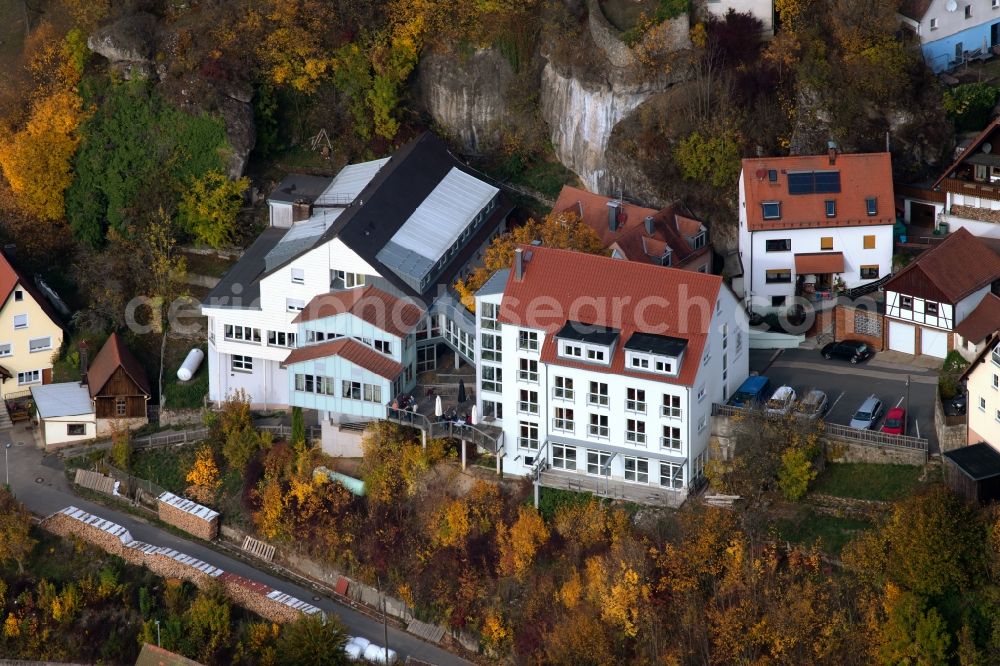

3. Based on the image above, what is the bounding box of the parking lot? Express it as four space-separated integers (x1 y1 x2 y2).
749 347 941 452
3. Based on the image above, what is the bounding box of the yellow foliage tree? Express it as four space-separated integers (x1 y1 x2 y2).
454 211 606 311
497 505 549 580
178 171 250 249
434 497 471 549
600 563 650 638
186 444 221 504
3 613 19 638
255 474 286 540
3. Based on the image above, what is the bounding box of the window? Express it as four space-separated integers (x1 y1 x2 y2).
626 388 646 413
481 302 500 330
67 424 86 436
925 302 939 317
306 330 340 344
28 336 51 353
654 358 674 374
865 199 878 217
0 343 10 357
331 270 366 289
290 268 305 284
519 358 538 383
981 397 987 411
930 17 938 29
267 331 296 348
624 457 649 484
518 330 539 351
561 342 583 358
765 239 791 252
626 419 646 446
586 347 606 362
342 381 362 400
13 290 22 302
966 4 972 18
662 426 682 451
587 449 612 476
820 236 833 250
662 394 682 419
374 339 392 355
771 296 786 307
762 202 781 220
363 383 382 404
481 332 501 362
286 298 305 312
519 421 539 450
553 376 574 400
225 325 261 343
993 374 998 390
588 413 609 439
900 295 913 310
17 369 39 385
630 354 650 370
765 269 792 284
697 385 706 402
553 407 574 432
231 355 253 372
860 265 879 280
588 381 609 407
767 169 777 182
996 408 1000 423
483 399 502 419
824 201 836 218
518 389 539 415
994 0 999 9
13 314 27 329
552 444 576 471
115 397 127 417
482 366 502 393
659 461 684 490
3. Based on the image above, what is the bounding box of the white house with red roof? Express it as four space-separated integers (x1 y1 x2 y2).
737 148 895 315
474 245 748 503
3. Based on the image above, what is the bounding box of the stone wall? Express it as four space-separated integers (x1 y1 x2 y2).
835 304 884 351
96 416 147 438
935 392 967 453
158 408 204 427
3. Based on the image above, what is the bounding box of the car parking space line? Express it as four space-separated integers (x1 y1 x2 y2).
895 396 905 408
915 420 920 439
828 391 845 415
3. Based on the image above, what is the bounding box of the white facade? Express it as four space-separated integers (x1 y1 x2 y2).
475 284 748 498
39 413 97 448
885 286 990 358
967 341 1000 447
940 189 1000 238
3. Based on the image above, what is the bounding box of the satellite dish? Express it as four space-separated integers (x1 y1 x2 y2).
946 0 957 11
984 143 993 154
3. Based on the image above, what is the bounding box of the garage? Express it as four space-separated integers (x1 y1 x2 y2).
921 328 948 358
889 321 916 354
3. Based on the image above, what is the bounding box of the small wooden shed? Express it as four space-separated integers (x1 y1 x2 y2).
85 332 151 435
943 443 1000 504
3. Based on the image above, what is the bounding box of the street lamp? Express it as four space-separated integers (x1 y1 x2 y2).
4 443 10 489
155 619 161 647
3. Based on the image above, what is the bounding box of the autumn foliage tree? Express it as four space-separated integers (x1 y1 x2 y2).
497 505 549 581
178 171 250 249
186 445 222 504
0 489 35 574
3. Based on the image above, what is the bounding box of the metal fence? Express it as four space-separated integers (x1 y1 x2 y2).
385 407 502 452
711 403 929 452
257 424 322 441
133 427 211 450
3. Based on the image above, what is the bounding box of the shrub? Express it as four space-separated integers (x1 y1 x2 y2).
943 83 999 132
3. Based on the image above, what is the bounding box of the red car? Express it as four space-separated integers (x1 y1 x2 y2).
881 407 906 435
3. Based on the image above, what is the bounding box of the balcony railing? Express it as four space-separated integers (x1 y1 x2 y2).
385 407 503 451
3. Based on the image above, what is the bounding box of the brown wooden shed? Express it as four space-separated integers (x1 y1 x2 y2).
86 332 151 422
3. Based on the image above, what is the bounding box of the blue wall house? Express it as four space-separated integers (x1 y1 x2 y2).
900 0 1000 73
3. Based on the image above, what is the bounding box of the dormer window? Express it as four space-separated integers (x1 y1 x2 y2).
689 230 707 249
866 197 878 216
587 348 606 362
555 321 618 366
561 342 583 358
762 202 781 220
660 251 672 267
624 332 686 377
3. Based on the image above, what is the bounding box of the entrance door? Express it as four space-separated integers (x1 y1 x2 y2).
889 321 916 354
992 23 1000 48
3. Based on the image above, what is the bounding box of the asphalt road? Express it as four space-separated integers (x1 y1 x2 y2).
750 347 940 452
0 432 470 666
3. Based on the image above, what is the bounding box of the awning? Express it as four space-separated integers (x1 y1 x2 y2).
794 252 845 274
0 364 11 381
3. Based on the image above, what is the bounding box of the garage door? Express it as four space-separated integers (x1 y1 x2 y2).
921 328 948 358
889 321 916 354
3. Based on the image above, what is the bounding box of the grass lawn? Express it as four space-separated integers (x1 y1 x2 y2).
773 509 872 556
131 444 199 495
162 343 208 410
507 159 579 200
812 463 923 501
181 251 235 278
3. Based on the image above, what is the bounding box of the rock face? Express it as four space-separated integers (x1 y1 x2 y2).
87 12 158 79
418 48 515 154
218 94 256 179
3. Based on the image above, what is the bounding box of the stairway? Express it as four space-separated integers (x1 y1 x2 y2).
0 401 13 430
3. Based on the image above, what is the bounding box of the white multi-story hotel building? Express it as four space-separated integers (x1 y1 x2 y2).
474 245 748 504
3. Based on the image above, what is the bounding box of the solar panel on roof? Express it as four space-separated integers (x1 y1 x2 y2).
787 172 813 194
814 171 841 193
787 171 841 195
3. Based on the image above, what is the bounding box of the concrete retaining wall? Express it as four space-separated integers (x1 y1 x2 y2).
934 392 967 453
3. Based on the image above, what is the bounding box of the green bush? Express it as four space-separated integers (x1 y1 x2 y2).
943 83 999 132
778 447 818 501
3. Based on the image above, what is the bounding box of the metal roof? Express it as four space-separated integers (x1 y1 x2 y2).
315 158 389 206
32 383 93 419
264 212 339 272
376 168 499 291
945 443 1000 481
204 227 288 308
476 269 511 297
624 332 688 356
60 506 133 544
158 491 220 522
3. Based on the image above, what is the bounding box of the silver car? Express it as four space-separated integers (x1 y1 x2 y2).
849 394 883 430
797 389 829 421
766 385 797 415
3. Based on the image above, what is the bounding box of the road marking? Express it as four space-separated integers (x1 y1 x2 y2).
828 391 845 415
915 420 921 439
895 395 905 408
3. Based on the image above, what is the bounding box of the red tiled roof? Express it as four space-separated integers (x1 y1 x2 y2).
794 252 845 274
498 245 723 387
931 117 1000 190
0 251 64 329
955 293 1000 344
551 185 710 268
885 227 1000 303
87 332 152 397
292 285 424 337
741 152 895 232
282 338 404 380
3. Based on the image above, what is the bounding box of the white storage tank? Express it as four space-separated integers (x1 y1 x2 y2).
177 347 205 381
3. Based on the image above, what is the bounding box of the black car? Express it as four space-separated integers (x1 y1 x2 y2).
821 339 874 364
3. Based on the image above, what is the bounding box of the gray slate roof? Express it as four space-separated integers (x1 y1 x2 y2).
31 382 93 418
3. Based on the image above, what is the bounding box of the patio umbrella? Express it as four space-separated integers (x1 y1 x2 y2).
435 395 443 417
457 378 467 404
470 404 478 426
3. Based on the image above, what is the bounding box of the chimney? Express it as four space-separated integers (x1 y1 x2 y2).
292 199 312 222
607 200 620 232
827 140 838 165
644 215 655 235
79 340 89 386
514 247 524 281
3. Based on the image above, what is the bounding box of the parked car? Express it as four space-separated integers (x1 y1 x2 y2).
729 376 772 408
766 386 797 415
796 389 829 420
945 392 967 417
821 339 874 364
881 407 906 435
849 394 884 430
